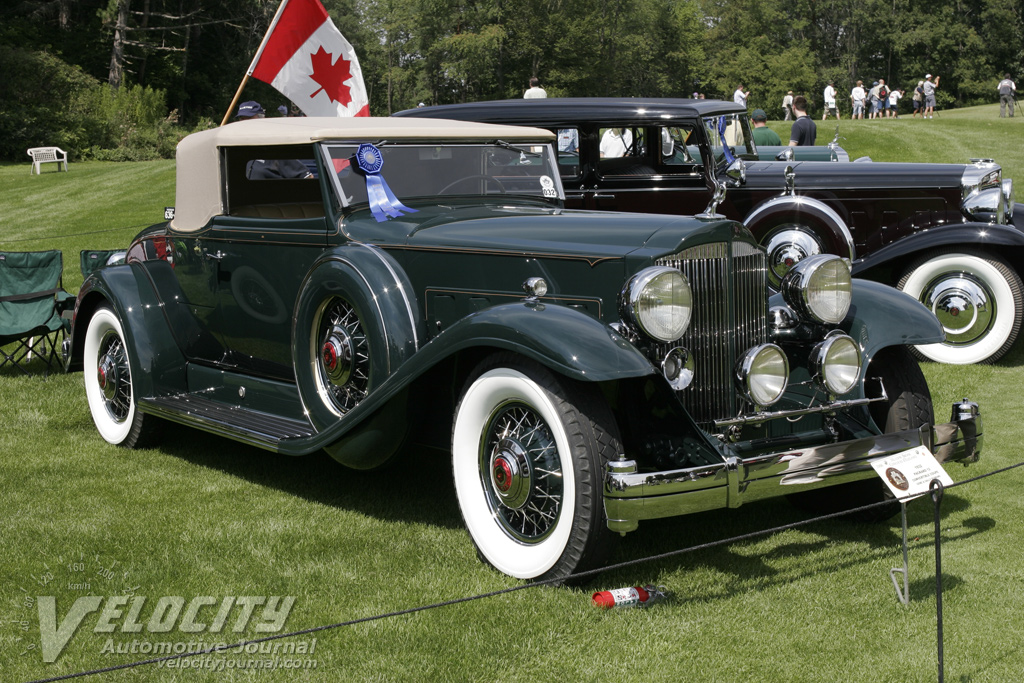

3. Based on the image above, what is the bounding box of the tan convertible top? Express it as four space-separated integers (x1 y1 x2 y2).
170 117 555 232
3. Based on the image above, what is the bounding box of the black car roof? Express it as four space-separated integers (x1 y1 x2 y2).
394 98 745 126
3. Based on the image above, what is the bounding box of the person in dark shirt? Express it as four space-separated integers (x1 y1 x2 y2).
788 96 817 146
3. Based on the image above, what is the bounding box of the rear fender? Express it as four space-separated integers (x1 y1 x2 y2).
852 222 1024 276
67 264 188 399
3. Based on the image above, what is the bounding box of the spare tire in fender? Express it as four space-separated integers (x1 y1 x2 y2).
292 247 422 468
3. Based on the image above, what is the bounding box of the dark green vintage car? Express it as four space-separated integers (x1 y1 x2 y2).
65 117 982 581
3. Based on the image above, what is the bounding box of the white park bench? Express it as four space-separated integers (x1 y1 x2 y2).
26 147 68 175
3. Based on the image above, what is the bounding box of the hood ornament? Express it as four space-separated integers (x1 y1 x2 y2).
784 165 796 196
698 179 727 218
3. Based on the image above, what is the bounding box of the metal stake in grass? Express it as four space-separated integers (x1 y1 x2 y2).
889 501 910 606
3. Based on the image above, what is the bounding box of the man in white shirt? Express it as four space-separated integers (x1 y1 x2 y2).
998 73 1016 118
822 81 840 120
850 81 866 119
523 77 547 99
782 91 794 120
733 85 749 108
599 128 633 158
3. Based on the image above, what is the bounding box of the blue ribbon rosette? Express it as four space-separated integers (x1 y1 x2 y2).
355 143 417 222
716 116 737 164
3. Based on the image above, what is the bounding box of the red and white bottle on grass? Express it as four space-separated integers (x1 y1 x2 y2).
592 584 668 609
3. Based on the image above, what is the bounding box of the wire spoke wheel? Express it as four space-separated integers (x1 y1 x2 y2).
313 297 370 415
96 330 132 423
481 402 563 544
453 356 622 581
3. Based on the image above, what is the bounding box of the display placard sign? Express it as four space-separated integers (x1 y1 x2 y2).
870 445 954 501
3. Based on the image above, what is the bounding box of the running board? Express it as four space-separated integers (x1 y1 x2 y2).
140 394 315 452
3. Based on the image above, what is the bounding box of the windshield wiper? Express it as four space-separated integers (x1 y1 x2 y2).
493 140 543 157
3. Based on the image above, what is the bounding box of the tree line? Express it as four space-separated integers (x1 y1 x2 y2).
1 0 1020 160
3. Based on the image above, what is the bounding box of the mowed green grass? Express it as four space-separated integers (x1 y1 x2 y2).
2 109 1024 682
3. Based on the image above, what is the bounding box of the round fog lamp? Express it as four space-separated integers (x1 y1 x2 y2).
812 333 861 395
735 343 789 406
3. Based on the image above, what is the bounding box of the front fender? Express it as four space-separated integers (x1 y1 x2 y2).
66 264 188 399
852 222 1024 275
285 302 654 456
840 280 943 364
743 194 855 261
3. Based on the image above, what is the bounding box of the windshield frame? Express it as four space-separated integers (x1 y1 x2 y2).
701 114 758 171
319 141 566 214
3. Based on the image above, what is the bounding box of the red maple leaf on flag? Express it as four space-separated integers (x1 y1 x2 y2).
309 45 352 106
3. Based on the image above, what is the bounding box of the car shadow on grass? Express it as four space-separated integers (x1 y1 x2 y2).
153 426 464 530
596 493 994 602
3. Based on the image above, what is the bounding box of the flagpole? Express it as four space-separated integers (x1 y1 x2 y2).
220 0 291 126
220 74 251 126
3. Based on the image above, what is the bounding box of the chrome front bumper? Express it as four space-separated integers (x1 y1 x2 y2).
604 399 982 533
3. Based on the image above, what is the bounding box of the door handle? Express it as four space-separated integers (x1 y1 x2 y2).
592 193 616 199
205 250 225 261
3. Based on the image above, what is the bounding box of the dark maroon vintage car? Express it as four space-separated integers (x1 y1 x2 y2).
397 98 1024 365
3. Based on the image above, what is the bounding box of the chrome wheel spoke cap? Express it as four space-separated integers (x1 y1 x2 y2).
923 274 994 344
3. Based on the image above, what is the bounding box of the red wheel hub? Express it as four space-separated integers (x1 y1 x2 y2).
322 342 338 370
492 457 513 493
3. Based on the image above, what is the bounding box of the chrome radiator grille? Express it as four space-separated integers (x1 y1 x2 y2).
656 241 768 426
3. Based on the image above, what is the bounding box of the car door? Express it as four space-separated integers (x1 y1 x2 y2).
187 144 330 380
589 124 712 216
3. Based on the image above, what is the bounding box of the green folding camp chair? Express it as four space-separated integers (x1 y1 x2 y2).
79 249 126 278
0 250 74 375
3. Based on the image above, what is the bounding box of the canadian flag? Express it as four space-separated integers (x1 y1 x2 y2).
248 0 369 117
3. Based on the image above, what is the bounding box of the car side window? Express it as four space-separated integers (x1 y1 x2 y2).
597 127 652 178
554 128 581 178
659 126 704 173
224 145 324 219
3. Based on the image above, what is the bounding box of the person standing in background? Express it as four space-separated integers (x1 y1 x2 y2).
750 109 782 146
850 81 866 119
524 77 547 99
782 91 794 121
922 74 939 118
998 73 1016 117
788 96 817 146
912 81 925 118
822 81 840 120
733 85 750 109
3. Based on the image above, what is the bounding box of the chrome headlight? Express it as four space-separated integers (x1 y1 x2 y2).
811 333 861 395
735 343 789 407
779 254 852 325
621 266 692 342
962 186 1005 224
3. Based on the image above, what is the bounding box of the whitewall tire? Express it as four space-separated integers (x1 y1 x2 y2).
897 250 1022 364
452 357 620 581
83 305 156 447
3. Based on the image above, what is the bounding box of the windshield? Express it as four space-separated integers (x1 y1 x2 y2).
701 114 756 168
322 143 564 210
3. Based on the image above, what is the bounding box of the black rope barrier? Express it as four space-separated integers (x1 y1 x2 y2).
22 460 1024 683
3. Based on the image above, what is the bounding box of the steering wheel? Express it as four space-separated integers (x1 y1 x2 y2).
438 175 507 194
